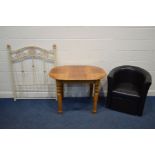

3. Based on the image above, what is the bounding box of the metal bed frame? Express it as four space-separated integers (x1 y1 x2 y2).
7 44 57 101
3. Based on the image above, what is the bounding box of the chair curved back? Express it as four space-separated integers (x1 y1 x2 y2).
109 65 151 89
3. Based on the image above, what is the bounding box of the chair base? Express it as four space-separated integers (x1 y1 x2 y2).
106 96 143 116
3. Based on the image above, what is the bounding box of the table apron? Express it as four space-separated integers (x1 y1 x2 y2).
56 79 100 84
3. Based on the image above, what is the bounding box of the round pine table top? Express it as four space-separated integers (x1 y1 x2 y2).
49 65 106 81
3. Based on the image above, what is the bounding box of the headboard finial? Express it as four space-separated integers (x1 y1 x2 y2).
7 44 11 50
53 44 56 49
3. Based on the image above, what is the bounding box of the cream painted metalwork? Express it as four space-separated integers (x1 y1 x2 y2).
7 44 57 100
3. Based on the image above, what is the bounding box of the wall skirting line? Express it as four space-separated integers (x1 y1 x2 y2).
0 90 154 98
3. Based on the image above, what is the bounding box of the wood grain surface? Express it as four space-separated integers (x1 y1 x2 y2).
49 65 106 81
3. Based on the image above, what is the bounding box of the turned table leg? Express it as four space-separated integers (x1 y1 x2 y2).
92 80 100 113
56 80 63 113
62 83 64 98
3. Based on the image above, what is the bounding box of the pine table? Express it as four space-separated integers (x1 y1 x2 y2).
49 65 106 113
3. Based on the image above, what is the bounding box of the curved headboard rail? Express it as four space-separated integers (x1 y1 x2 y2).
7 45 57 63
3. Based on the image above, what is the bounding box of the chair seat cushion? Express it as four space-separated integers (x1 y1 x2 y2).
112 82 141 98
110 83 141 115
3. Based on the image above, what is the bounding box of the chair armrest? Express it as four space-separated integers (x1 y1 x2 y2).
108 66 122 89
107 74 116 92
140 73 152 97
145 72 152 85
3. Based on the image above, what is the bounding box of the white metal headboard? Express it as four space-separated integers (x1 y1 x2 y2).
7 44 57 101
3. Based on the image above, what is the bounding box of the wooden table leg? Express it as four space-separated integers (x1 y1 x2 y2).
62 83 64 98
56 80 63 113
92 80 100 113
89 83 94 97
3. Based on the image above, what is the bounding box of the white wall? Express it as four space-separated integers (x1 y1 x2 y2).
0 26 155 97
